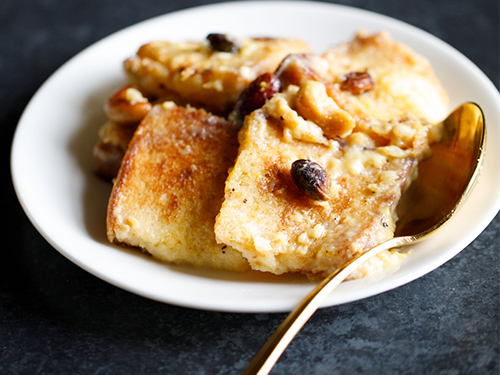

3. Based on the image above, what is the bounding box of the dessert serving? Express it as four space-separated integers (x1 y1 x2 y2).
97 31 448 281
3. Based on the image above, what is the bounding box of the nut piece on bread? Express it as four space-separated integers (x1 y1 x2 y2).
124 36 311 115
107 102 249 271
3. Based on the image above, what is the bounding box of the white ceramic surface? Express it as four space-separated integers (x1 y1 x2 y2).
11 1 500 313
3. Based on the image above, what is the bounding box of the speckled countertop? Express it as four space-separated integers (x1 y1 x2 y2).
3 0 499 374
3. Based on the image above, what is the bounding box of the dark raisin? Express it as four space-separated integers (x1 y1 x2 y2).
340 71 374 95
206 33 241 53
230 73 280 125
291 159 330 201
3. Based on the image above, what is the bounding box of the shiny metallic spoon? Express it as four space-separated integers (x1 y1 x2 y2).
242 102 486 375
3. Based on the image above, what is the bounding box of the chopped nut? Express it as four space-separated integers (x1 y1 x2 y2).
291 159 330 201
104 85 152 126
340 71 375 95
294 80 356 138
206 33 241 53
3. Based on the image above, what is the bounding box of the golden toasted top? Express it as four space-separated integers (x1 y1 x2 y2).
317 31 449 123
107 102 248 271
215 109 415 278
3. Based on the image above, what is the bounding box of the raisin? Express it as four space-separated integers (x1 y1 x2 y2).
291 159 330 201
206 33 241 53
340 72 374 95
230 73 280 125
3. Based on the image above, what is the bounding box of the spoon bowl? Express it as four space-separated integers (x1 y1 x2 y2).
395 102 486 237
242 102 486 375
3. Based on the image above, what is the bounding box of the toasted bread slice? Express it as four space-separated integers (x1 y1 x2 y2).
316 31 449 123
107 102 249 271
214 107 415 279
124 36 311 115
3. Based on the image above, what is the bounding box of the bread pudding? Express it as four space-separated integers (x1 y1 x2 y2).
101 31 448 280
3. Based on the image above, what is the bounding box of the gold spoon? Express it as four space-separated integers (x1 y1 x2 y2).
242 102 486 375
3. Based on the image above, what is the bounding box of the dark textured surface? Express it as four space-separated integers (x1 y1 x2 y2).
2 0 499 374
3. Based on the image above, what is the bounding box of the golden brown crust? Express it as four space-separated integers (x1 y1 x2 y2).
318 31 449 123
107 102 249 271
214 109 415 279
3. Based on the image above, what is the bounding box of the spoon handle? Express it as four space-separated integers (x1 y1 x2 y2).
241 236 409 375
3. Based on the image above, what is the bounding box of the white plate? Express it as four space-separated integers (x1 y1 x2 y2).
11 1 500 313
